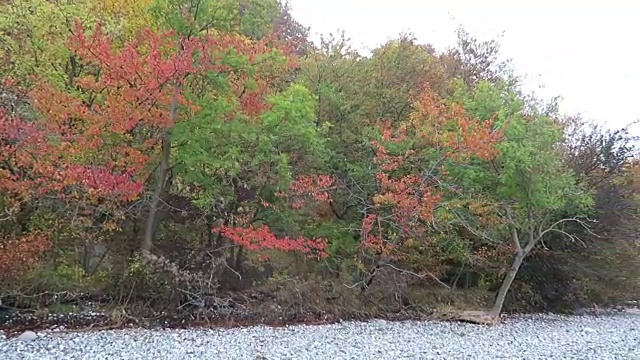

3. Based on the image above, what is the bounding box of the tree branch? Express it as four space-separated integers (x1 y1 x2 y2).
504 207 523 254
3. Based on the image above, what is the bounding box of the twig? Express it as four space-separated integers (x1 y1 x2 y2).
382 263 450 289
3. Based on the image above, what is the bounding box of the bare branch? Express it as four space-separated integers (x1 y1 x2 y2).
504 208 523 254
546 228 587 247
0 208 13 222
223 261 242 280
451 210 501 245
343 281 365 289
537 216 597 243
382 263 451 289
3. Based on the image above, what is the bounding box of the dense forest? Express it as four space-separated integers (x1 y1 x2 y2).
1 0 639 327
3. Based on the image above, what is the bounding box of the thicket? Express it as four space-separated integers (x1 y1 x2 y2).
1 0 638 326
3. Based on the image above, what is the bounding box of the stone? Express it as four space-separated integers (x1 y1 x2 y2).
82 242 109 273
17 330 37 342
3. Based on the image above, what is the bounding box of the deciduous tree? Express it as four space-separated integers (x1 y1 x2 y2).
356 88 502 290
449 81 595 321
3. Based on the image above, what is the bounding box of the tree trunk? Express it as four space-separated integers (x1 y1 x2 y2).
233 246 244 271
489 252 525 317
66 55 78 90
142 85 180 253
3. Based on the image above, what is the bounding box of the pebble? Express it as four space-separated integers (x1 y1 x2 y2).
1 311 639 359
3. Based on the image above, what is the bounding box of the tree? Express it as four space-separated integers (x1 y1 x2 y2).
550 115 640 308
0 0 155 90
272 0 310 55
149 1 332 267
440 26 516 89
89 0 155 37
360 33 448 122
1 12 333 289
177 82 334 261
449 81 594 322
354 88 502 290
0 22 204 262
0 0 633 327
297 33 455 269
149 0 281 40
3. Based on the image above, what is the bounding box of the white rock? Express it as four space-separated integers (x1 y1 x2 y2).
17 330 38 342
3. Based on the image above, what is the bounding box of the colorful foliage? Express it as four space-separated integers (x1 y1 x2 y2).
0 231 52 279
0 1 627 321
359 89 502 269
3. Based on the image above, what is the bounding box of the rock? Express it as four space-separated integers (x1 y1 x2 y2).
17 330 38 342
82 242 109 273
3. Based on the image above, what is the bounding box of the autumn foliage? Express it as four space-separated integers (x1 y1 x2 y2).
0 0 636 323
0 232 52 280
214 225 328 257
360 91 502 266
211 175 335 257
284 174 335 209
0 17 303 273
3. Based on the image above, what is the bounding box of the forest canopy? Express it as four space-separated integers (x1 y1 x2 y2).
0 0 638 326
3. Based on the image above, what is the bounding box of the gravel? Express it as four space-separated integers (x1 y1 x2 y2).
1 310 639 359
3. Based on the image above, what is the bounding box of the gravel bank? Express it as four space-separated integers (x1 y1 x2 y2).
2 311 639 359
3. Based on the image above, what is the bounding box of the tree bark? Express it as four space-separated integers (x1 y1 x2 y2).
489 219 532 318
142 85 180 253
453 215 588 325
490 252 525 317
66 55 78 90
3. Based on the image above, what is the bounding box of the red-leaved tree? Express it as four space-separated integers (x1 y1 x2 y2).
358 89 502 287
0 20 305 265
213 175 336 259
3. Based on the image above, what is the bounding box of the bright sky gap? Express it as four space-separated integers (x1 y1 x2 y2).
289 0 640 134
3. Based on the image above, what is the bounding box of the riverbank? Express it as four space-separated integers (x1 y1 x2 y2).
2 310 640 359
